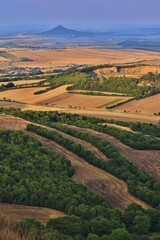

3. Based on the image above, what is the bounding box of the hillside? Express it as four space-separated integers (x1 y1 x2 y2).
39 25 94 37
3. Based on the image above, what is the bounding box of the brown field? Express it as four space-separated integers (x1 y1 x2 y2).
115 94 160 115
0 115 150 211
29 131 150 211
95 65 160 78
0 87 46 103
0 203 65 224
0 100 159 124
1 47 160 70
0 100 57 111
44 93 131 109
0 85 131 109
0 115 29 130
0 56 8 62
43 126 108 161
0 79 44 86
0 115 107 160
0 85 69 104
65 124 160 180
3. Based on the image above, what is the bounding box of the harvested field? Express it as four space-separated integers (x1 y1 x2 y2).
0 203 65 225
46 93 131 109
0 99 160 124
0 87 46 103
28 131 150 211
0 85 131 109
44 126 108 161
0 115 29 130
58 108 160 124
0 79 44 86
0 56 8 62
0 100 58 111
0 115 150 211
0 115 107 160
0 101 159 124
65 124 160 180
115 94 160 115
0 85 70 104
1 48 160 69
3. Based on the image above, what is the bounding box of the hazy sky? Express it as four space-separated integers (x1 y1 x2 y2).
1 0 160 29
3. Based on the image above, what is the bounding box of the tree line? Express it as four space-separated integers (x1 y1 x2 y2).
1 129 160 240
26 124 160 209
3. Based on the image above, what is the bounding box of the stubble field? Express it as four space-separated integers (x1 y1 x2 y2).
1 47 160 70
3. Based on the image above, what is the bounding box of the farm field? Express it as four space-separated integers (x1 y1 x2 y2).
115 94 160 115
0 85 68 104
0 203 65 224
45 126 108 161
1 0 160 237
0 79 44 86
0 56 8 62
64 124 160 180
1 47 160 70
0 85 131 108
0 101 159 123
0 108 160 239
45 93 131 109
30 132 152 211
0 115 151 210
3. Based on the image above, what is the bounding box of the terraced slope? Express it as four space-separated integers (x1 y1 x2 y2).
44 126 108 161
0 115 150 211
27 131 150 211
64 124 160 180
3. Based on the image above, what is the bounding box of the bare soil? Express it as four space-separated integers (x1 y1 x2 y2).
0 115 150 211
65 124 160 180
0 203 65 225
28 131 150 211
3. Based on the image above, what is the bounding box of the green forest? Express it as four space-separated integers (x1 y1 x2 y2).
26 124 160 208
1 129 160 240
2 108 159 150
67 72 160 97
0 109 160 239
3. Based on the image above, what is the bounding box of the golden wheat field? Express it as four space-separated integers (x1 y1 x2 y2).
1 47 160 70
0 79 43 86
0 85 131 109
115 94 160 115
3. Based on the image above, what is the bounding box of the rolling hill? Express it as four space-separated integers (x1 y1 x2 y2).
38 25 95 37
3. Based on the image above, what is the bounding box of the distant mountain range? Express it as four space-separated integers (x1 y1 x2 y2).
38 25 108 37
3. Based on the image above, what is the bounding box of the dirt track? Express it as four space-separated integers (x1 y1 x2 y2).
0 203 65 224
65 124 160 181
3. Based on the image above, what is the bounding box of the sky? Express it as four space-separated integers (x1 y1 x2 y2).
1 0 160 30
